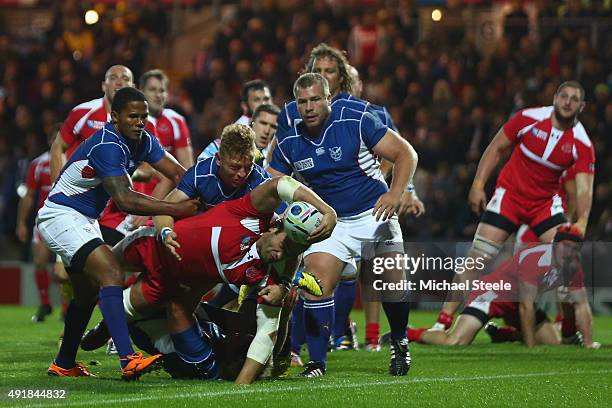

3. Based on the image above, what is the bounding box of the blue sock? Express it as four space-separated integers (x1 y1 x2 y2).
304 296 334 366
382 301 410 341
171 325 218 379
333 279 356 339
291 296 305 354
55 300 95 369
99 286 134 367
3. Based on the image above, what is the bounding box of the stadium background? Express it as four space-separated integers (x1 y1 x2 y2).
0 0 610 308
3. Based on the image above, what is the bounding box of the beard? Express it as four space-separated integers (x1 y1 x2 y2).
553 105 579 128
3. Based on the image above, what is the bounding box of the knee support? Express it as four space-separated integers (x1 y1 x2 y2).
471 234 502 262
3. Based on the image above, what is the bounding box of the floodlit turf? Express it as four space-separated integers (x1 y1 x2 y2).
0 305 611 408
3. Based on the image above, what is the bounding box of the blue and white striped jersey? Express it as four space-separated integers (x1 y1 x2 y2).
47 122 166 219
270 105 389 216
177 157 271 209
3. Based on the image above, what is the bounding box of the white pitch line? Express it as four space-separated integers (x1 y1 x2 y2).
13 368 612 408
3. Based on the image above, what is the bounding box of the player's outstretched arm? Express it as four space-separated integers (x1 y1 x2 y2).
518 281 538 348
49 132 69 182
102 174 199 219
570 288 597 348
16 187 35 243
469 128 513 215
574 172 594 236
251 176 336 242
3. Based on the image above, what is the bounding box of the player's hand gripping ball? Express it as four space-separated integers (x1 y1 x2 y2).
283 201 323 245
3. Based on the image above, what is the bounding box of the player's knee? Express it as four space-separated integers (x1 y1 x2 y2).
470 234 502 264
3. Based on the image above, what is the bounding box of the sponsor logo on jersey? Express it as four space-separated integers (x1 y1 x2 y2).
539 267 560 288
294 158 314 171
531 127 548 140
86 120 106 130
240 235 252 252
81 165 96 179
329 146 342 161
316 147 325 156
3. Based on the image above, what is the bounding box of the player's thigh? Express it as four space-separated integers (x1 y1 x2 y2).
83 244 124 286
447 314 484 346
535 322 561 345
303 252 345 298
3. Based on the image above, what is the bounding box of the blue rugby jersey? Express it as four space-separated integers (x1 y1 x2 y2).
177 157 271 209
270 105 389 216
47 122 166 219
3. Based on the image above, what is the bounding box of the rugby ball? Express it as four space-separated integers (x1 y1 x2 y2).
283 202 323 244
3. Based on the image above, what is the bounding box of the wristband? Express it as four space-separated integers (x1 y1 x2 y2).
160 227 173 241
405 183 415 193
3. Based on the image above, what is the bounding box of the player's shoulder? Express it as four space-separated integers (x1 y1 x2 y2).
250 163 271 182
193 156 217 176
70 97 105 114
162 108 186 122
518 243 552 266
571 121 592 147
514 106 553 121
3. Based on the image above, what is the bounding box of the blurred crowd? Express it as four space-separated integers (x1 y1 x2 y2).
1 0 611 256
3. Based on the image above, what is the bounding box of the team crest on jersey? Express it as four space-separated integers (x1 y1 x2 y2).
561 143 572 154
240 235 252 252
158 124 170 133
329 146 342 161
245 266 259 281
316 147 325 156
86 120 106 130
293 158 314 171
530 127 548 140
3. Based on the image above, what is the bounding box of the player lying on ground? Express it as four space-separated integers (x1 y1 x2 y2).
81 176 335 380
409 226 598 349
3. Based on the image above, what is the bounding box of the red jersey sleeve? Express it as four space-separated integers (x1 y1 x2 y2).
25 161 38 191
59 108 83 147
502 109 533 143
173 116 192 149
572 138 596 175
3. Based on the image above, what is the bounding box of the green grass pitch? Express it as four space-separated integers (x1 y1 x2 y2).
0 305 611 407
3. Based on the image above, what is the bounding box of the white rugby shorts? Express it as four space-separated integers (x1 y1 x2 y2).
36 201 104 266
304 209 404 267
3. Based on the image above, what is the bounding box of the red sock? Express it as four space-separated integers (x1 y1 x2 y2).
437 311 454 329
34 268 50 305
408 327 427 343
555 312 563 323
365 322 379 344
562 317 577 338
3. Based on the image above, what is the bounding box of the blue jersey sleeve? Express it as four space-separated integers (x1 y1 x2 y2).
277 106 291 139
269 140 293 175
177 165 198 198
144 133 166 164
88 143 128 178
382 107 398 132
360 111 388 150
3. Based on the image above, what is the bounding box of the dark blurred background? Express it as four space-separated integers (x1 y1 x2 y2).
1 0 611 261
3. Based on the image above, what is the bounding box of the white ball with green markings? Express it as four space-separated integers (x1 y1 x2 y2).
283 201 323 244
